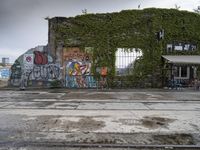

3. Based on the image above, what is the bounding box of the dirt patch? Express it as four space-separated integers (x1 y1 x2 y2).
27 116 105 132
141 116 175 129
116 116 175 128
0 79 8 87
153 134 195 145
63 133 195 145
65 132 126 144
63 117 105 131
27 116 62 131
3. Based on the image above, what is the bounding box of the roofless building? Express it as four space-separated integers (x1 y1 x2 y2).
10 8 200 88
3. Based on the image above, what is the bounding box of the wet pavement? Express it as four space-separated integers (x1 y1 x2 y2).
0 89 200 149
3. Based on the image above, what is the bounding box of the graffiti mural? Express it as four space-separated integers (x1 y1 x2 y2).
34 51 48 65
66 75 96 88
10 60 22 86
63 47 92 61
10 46 62 87
64 48 96 88
65 60 96 88
24 51 61 82
24 54 34 70
66 60 91 76
0 68 10 79
28 64 61 80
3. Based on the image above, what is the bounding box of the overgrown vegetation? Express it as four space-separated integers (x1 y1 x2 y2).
51 8 200 87
50 79 62 88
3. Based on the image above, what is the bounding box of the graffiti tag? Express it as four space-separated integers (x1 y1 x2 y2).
28 64 61 80
0 68 10 79
34 51 48 65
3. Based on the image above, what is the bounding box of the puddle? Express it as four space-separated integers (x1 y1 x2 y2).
116 116 175 129
141 116 176 129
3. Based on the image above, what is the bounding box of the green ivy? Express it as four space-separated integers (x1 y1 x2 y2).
50 8 200 87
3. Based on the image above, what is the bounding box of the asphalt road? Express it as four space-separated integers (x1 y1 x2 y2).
0 89 200 149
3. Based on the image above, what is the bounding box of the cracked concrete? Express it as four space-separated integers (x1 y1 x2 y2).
0 89 199 149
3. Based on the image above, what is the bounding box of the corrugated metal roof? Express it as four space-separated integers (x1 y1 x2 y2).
162 55 200 64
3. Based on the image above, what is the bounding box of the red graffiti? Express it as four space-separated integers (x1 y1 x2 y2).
26 56 32 62
34 51 48 65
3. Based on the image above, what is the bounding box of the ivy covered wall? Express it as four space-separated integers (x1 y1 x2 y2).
48 8 200 87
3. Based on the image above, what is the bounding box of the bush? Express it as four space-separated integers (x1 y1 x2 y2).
50 80 62 88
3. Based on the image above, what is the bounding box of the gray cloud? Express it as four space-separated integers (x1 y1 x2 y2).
0 0 199 62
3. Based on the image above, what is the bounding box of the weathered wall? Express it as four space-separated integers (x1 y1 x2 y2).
10 46 61 87
63 47 96 88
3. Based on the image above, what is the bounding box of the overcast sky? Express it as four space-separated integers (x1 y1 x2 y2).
0 0 199 63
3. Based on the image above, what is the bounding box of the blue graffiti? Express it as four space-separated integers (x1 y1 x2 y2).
0 68 10 78
66 75 96 88
85 76 96 87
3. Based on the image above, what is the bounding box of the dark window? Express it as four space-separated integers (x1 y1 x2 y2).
181 66 187 77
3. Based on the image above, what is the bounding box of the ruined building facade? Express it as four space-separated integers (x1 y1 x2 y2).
10 8 200 88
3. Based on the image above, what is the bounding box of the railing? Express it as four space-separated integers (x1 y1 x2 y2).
166 78 198 89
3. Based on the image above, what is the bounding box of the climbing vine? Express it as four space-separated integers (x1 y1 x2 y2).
50 8 200 87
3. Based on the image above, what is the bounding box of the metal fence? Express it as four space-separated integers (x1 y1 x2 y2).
115 48 142 75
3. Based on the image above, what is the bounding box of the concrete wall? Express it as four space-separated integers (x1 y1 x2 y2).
10 45 62 87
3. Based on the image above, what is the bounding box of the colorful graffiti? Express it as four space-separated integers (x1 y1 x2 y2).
10 46 62 87
65 60 96 88
34 51 48 65
0 68 10 79
63 47 91 62
66 61 91 76
64 48 96 88
23 51 60 82
10 46 97 88
66 75 96 88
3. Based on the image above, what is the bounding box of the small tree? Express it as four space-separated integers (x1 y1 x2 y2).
82 9 87 14
194 6 200 14
175 4 181 10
